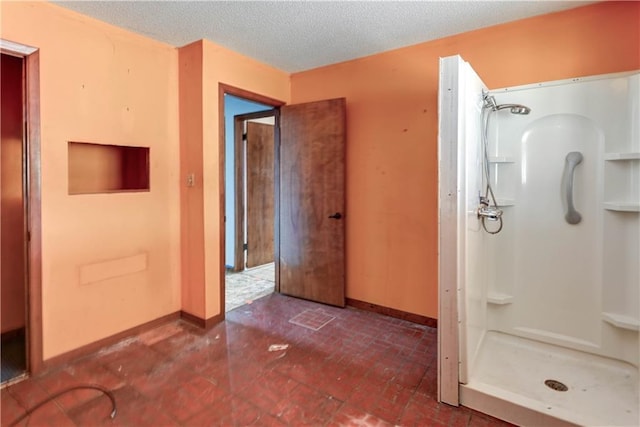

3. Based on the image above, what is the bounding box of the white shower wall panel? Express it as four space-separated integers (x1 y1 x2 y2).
457 59 490 383
515 114 603 345
484 73 639 366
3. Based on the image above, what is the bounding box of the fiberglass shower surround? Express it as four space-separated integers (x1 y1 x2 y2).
438 55 639 427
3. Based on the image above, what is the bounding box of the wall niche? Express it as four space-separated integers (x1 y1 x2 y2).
68 142 150 194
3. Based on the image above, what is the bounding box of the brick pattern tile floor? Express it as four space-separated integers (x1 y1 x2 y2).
1 294 514 427
288 309 336 331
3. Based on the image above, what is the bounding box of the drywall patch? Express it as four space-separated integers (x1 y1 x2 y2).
79 253 148 285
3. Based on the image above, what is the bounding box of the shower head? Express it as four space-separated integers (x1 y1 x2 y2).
482 94 531 115
495 103 531 115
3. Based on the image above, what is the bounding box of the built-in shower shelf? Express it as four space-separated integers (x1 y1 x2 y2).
604 152 640 160
602 312 640 331
488 156 516 163
603 202 640 212
496 199 515 207
487 293 513 305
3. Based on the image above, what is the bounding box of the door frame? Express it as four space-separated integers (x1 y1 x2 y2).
437 55 464 406
218 83 284 312
232 111 277 273
1 39 43 375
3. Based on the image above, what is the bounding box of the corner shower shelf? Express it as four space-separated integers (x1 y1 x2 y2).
604 152 640 161
496 199 515 207
487 293 514 305
488 156 516 163
603 202 640 212
602 312 640 331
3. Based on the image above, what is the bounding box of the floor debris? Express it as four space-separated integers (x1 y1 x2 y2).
268 344 289 352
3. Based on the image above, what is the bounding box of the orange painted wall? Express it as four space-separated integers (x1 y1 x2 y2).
1 0 636 360
178 41 206 320
0 2 181 359
290 1 640 319
179 40 289 319
201 40 290 318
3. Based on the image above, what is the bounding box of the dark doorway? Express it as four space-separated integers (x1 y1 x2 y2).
1 53 28 383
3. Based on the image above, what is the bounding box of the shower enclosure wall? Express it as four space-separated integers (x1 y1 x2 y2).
438 55 639 426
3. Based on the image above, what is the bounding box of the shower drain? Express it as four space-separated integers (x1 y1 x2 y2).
544 379 568 392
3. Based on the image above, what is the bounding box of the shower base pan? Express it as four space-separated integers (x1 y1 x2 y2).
460 331 638 426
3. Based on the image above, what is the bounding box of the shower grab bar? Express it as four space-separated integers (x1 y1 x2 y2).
563 151 583 225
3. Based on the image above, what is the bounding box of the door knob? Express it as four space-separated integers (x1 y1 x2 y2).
328 212 342 219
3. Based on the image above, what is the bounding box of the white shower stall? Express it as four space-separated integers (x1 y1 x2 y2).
438 55 639 426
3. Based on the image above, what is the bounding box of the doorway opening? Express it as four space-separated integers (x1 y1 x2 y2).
1 52 28 384
1 42 43 384
219 84 346 314
222 91 280 313
1 40 43 385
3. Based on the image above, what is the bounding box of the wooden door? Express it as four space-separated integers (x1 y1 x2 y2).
246 121 275 268
279 98 346 307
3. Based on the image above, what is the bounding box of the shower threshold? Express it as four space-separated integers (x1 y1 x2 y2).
460 331 638 426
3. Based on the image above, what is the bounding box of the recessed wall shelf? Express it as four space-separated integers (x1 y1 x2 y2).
604 152 640 161
488 156 516 163
487 293 514 305
603 202 640 212
68 142 150 194
602 312 640 331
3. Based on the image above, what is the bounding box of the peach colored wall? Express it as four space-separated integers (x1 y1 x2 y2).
201 40 290 318
1 0 635 359
0 2 181 359
178 41 206 320
179 40 289 319
290 1 640 319
1 54 26 334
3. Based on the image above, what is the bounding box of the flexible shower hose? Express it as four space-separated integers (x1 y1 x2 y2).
481 102 504 235
8 384 117 426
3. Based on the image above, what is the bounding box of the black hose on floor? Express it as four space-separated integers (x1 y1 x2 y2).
9 384 117 426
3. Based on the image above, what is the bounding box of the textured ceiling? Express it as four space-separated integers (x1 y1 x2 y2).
53 1 592 73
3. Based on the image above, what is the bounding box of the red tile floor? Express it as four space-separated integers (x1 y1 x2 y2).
1 294 513 426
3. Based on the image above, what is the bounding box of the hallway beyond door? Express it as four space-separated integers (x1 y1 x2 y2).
225 263 275 312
